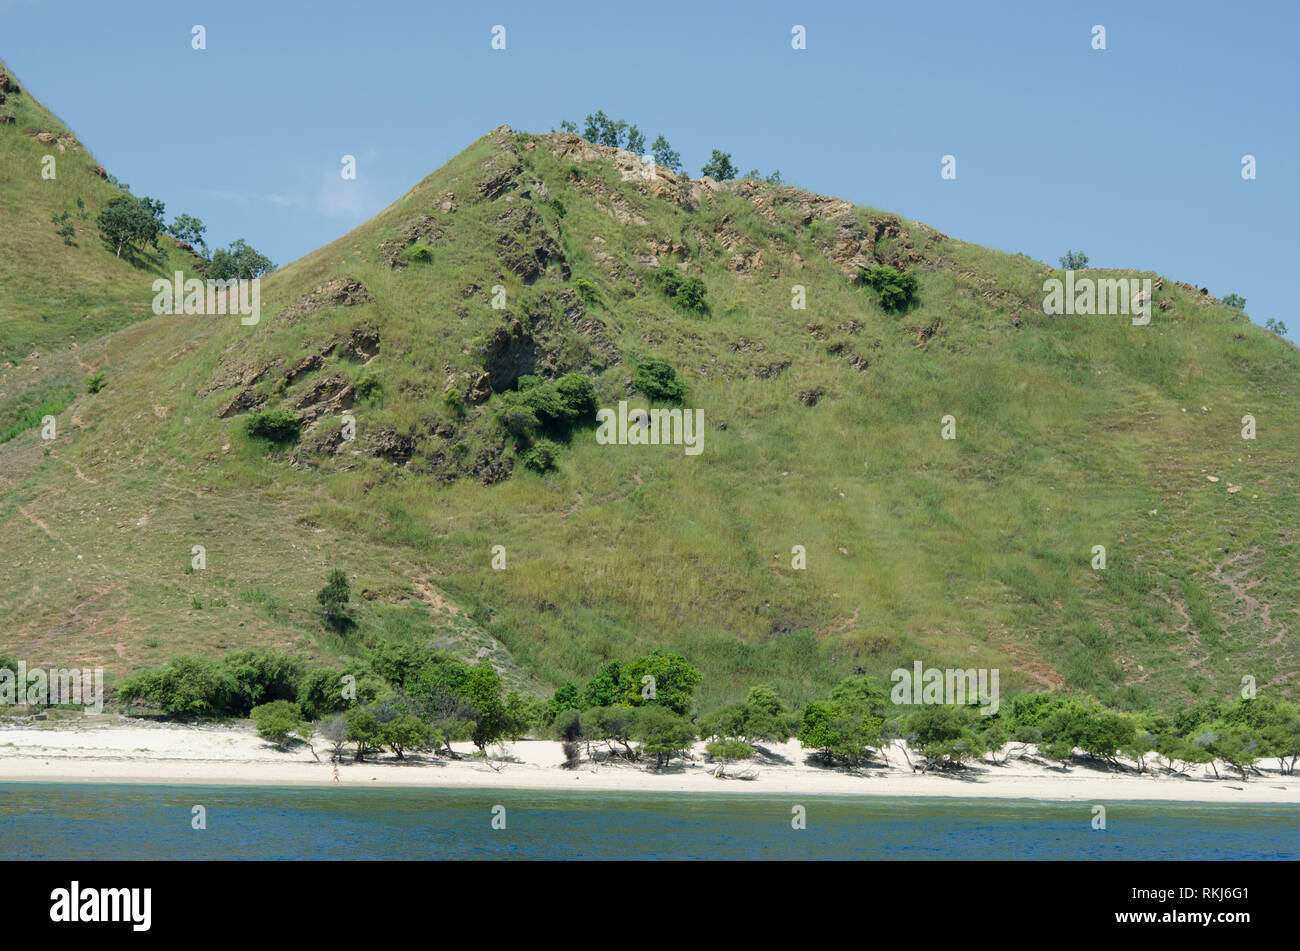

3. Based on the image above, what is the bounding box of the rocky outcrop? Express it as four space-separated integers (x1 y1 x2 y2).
216 388 267 418
493 200 566 283
280 278 374 321
480 289 618 391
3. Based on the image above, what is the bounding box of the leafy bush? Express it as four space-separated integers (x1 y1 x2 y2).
1221 293 1246 310
634 358 686 404
85 371 105 394
317 569 353 633
354 373 382 403
861 266 918 313
251 700 304 744
554 372 597 422
654 268 709 315
573 277 598 303
244 409 301 447
402 243 434 265
701 149 738 181
520 439 559 473
1058 249 1089 270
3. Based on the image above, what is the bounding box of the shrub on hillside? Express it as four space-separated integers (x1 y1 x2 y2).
244 409 301 446
317 569 353 633
633 358 686 404
520 439 559 473
653 268 709 315
860 266 918 313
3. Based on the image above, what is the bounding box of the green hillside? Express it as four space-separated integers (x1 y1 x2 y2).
0 61 202 448
2 109 1296 713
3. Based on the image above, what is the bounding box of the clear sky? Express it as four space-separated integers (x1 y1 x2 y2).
3 0 1296 338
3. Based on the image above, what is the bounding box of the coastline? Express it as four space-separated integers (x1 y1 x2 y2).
3 718 1298 804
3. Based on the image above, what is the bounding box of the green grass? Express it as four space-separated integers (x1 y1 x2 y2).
1 110 1297 715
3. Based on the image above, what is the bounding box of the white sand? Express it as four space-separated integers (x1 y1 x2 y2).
1 717 1297 803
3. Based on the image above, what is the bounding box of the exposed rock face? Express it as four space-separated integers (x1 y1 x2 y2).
284 354 324 386
752 360 791 380
493 201 566 283
341 326 380 362
799 388 825 407
281 278 374 321
217 388 267 418
480 289 619 392
295 374 350 409
483 319 536 391
369 429 416 464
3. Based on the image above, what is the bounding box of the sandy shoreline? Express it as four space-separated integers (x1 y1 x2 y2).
3 717 1298 804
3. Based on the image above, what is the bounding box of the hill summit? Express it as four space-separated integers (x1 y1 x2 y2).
2 109 1297 712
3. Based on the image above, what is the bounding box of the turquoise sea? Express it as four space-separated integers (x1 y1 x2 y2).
2 783 1297 859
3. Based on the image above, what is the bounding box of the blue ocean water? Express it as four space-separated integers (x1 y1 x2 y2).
1 783 1297 860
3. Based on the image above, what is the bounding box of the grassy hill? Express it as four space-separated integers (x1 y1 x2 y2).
0 61 201 447
2 104 1296 713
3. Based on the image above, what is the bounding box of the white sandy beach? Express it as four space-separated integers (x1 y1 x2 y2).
1 716 1297 803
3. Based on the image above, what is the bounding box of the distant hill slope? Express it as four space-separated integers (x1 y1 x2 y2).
2 113 1296 712
0 61 200 444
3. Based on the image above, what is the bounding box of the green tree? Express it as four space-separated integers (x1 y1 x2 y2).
459 661 514 751
208 238 274 280
581 660 624 709
1058 249 1089 270
117 656 221 717
706 738 755 777
1221 292 1246 310
1078 713 1135 766
797 699 882 768
345 707 383 761
582 110 610 143
654 268 709 315
626 124 646 155
218 648 301 716
621 650 702 715
250 700 304 745
633 705 697 768
167 213 208 254
96 193 165 258
701 149 738 181
582 704 639 759
245 409 301 447
316 569 352 633
379 713 437 760
650 135 682 173
906 705 987 768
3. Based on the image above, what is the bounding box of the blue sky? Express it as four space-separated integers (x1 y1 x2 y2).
3 0 1296 338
